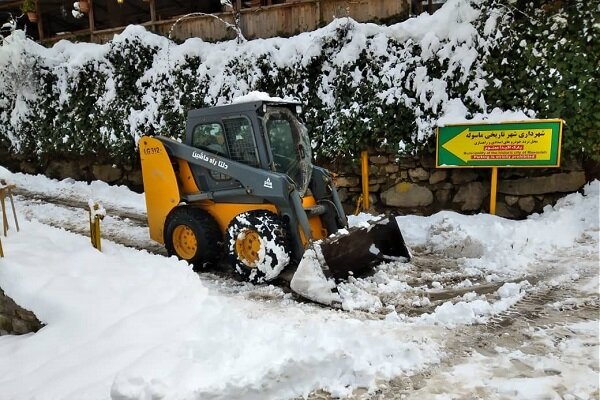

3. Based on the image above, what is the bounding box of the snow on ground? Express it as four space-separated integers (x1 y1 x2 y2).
417 320 599 400
0 216 440 399
2 168 145 214
406 274 599 400
399 181 599 277
339 181 598 317
0 166 598 399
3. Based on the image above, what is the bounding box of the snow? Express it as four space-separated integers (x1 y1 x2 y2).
0 218 439 399
337 182 599 316
231 90 298 104
437 98 532 127
88 199 107 219
0 169 597 399
0 0 519 152
398 180 599 276
7 170 145 214
290 247 341 306
417 281 530 326
0 165 14 185
427 324 599 399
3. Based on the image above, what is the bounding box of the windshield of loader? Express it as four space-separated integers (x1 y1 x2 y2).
264 106 312 196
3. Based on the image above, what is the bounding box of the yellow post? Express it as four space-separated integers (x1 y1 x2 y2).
88 203 104 251
7 185 19 232
0 182 19 257
360 150 369 211
490 167 498 215
0 193 7 237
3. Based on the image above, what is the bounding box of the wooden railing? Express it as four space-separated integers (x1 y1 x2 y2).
43 0 410 45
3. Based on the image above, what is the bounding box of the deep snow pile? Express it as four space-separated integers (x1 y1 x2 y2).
399 181 599 276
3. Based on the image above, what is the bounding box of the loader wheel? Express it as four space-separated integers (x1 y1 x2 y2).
165 207 222 268
226 210 291 283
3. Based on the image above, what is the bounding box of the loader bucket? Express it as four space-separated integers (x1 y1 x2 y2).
290 216 410 305
320 216 410 279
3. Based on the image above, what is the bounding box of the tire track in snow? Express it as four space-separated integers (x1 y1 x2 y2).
13 189 543 317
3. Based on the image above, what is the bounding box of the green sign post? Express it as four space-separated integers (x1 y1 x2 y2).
436 119 564 214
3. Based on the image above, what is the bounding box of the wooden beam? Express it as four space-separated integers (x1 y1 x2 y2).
0 1 23 10
316 0 321 25
236 0 243 41
149 0 156 31
88 0 96 34
35 0 44 40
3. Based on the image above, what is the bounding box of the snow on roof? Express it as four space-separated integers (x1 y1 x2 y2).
230 91 299 105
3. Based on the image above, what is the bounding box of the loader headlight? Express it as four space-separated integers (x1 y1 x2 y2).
296 105 302 114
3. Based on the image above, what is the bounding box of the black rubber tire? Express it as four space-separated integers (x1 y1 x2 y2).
164 206 222 269
225 210 292 283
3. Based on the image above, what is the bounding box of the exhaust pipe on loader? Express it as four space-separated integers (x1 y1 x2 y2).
290 216 410 305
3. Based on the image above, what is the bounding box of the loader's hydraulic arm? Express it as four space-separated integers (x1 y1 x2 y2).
155 136 315 252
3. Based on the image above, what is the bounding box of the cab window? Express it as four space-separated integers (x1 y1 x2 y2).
191 123 228 157
222 117 259 167
191 122 230 181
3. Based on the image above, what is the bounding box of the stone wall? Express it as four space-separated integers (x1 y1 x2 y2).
330 151 590 219
0 141 144 193
0 288 43 335
0 139 595 218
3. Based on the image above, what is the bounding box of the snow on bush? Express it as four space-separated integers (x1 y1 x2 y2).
1 0 595 166
0 0 506 165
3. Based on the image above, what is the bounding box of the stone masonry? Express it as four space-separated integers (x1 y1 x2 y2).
0 139 595 219
330 150 590 219
0 288 43 335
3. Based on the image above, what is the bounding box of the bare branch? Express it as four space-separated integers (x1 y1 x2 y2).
167 11 246 43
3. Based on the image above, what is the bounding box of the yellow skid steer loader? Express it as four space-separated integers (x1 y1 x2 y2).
139 99 410 304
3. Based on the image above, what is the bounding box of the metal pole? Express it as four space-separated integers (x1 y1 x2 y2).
490 167 498 215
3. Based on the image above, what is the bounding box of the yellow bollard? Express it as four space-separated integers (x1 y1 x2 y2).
88 201 106 251
353 151 371 215
489 167 498 215
0 180 19 257
360 150 370 212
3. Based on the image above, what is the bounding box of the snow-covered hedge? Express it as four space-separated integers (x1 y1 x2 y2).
0 0 597 167
482 0 599 161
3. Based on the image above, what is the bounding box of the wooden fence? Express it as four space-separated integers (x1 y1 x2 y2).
88 0 409 44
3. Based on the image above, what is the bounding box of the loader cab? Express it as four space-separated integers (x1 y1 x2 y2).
185 100 313 197
263 105 312 197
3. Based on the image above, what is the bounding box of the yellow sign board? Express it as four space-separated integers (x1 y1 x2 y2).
437 120 563 168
